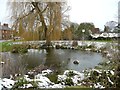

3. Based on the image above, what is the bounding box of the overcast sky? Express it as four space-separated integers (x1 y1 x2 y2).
0 0 119 30
68 0 119 30
0 0 9 24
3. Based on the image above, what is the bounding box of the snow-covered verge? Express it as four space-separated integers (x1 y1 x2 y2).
0 69 59 89
0 66 118 89
0 69 85 89
81 69 115 89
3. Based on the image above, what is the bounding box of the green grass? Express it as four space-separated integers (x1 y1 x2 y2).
0 41 13 52
64 86 93 90
0 39 117 52
0 39 26 52
86 39 114 42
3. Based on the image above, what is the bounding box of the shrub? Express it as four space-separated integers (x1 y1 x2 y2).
46 73 58 83
11 44 28 53
65 77 74 86
87 44 95 49
72 41 78 47
67 71 76 77
12 77 29 89
55 45 61 49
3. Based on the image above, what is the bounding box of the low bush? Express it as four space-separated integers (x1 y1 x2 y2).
11 44 28 53
12 77 29 89
65 77 74 86
46 73 58 83
67 71 76 77
72 41 78 47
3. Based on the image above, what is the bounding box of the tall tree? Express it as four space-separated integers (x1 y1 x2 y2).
105 21 117 31
8 1 69 45
69 22 79 40
104 25 109 32
76 22 95 40
62 27 72 40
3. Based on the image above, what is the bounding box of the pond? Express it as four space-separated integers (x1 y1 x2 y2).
1 49 106 77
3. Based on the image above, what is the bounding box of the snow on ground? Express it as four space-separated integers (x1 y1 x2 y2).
94 83 105 89
77 41 107 48
0 69 85 89
64 70 84 80
58 70 85 86
0 79 2 90
107 77 114 85
35 74 54 88
42 69 52 75
49 83 65 88
20 83 33 89
0 78 15 89
12 40 115 48
92 69 102 74
110 70 114 75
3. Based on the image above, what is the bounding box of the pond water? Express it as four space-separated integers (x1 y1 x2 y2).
1 49 106 77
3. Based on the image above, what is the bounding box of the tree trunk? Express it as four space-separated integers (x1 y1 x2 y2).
32 2 51 46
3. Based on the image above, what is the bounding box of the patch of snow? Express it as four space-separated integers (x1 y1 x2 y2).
20 84 33 88
90 85 92 88
88 73 91 77
0 79 3 90
110 70 114 75
106 61 110 64
28 71 34 75
92 69 102 74
49 84 65 88
42 69 52 75
28 49 39 52
1 78 15 89
107 53 112 57
64 70 82 76
24 75 32 82
0 61 5 64
58 70 85 85
71 75 82 85
107 77 114 85
58 75 67 82
85 48 91 51
94 83 105 89
35 74 54 88
64 70 84 79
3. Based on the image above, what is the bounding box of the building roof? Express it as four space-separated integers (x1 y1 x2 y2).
0 24 11 30
91 28 100 34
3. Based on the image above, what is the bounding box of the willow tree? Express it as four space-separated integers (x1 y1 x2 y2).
8 0 69 45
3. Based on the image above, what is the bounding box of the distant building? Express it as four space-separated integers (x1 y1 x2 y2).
0 23 13 40
91 28 100 34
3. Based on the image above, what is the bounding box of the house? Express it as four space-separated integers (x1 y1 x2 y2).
91 28 100 34
0 23 13 40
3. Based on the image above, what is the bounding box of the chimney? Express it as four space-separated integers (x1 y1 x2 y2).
3 23 8 27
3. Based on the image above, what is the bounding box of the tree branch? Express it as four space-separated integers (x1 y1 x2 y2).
41 5 48 13
31 2 48 39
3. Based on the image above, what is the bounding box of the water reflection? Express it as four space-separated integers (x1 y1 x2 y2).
1 49 106 77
